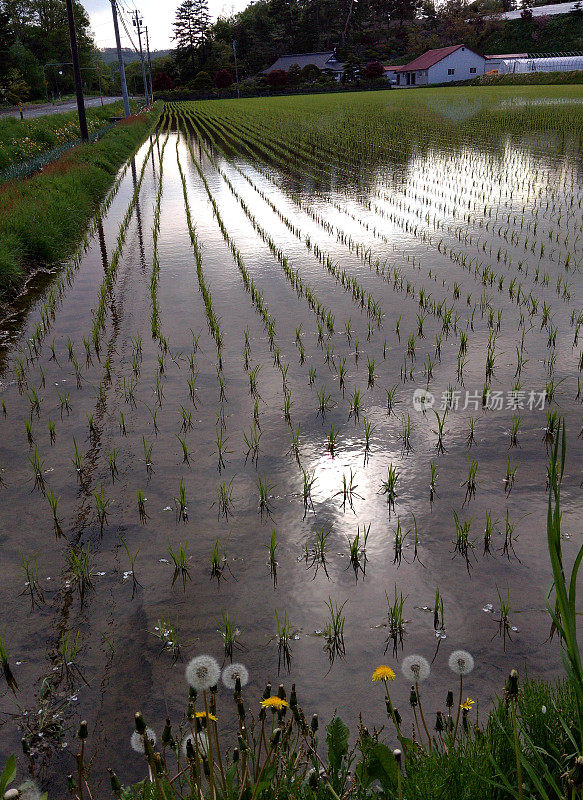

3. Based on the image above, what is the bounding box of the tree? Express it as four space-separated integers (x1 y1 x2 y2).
173 0 210 79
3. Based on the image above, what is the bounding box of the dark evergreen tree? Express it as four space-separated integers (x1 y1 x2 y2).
173 0 211 79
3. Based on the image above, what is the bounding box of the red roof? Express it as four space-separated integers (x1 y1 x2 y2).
394 45 482 72
384 65 402 71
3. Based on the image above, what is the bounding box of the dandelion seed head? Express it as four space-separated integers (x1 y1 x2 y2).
401 654 430 683
185 654 220 691
130 728 156 754
448 650 475 676
222 662 249 690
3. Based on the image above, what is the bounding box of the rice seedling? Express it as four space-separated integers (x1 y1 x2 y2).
71 437 84 476
347 523 369 579
94 484 112 531
215 478 235 519
400 413 412 452
453 511 475 572
168 541 192 590
461 456 478 504
337 469 362 512
27 445 45 493
349 387 361 421
257 475 275 518
119 411 126 435
287 423 301 461
386 384 399 415
282 390 293 422
493 587 513 651
57 629 86 685
302 468 317 516
305 523 332 578
367 356 375 387
483 510 499 555
180 406 194 432
46 489 62 536
503 455 517 495
120 538 142 600
433 587 445 634
363 417 375 457
433 409 448 453
57 389 71 415
215 427 230 472
266 529 278 586
327 421 338 456
323 597 347 664
379 464 399 514
107 448 119 481
24 417 33 445
275 609 293 673
218 610 244 661
316 384 334 416
174 479 188 522
66 546 94 605
136 489 148 524
429 461 438 504
308 367 316 385
385 586 407 656
19 552 44 609
509 414 522 448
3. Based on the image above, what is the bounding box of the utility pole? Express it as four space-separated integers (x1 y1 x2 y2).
132 10 150 105
145 27 154 104
64 0 88 140
110 0 130 116
232 40 240 99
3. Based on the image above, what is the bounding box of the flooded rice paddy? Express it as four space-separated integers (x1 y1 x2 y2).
0 86 582 787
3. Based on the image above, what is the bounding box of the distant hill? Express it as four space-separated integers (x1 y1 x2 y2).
99 47 172 65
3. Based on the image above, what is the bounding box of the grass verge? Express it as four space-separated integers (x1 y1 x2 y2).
0 104 160 300
0 100 140 172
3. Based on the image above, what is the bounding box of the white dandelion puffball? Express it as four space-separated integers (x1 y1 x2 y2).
448 650 475 676
222 662 249 690
402 654 431 683
181 731 209 757
11 783 42 800
130 728 157 753
185 654 221 692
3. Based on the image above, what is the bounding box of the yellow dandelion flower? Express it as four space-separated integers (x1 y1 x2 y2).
372 666 396 682
460 698 475 711
195 711 217 721
261 697 289 711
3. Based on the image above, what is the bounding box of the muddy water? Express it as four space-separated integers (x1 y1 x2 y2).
0 92 582 790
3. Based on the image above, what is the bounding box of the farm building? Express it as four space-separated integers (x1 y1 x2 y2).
485 52 583 74
264 51 345 79
392 45 486 86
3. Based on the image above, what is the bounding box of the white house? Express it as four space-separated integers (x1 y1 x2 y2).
393 45 486 86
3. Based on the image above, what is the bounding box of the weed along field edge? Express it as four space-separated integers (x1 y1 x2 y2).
0 85 582 798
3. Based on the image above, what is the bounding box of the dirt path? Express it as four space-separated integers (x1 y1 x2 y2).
0 95 125 119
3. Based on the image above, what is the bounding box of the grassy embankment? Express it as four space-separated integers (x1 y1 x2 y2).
0 103 160 300
0 100 139 173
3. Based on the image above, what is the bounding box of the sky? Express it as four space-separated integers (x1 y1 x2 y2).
83 0 250 52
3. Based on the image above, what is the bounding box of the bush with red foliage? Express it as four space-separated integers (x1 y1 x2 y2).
152 71 174 91
215 69 233 89
266 69 288 87
362 61 385 80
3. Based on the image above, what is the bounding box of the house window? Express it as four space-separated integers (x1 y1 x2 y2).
470 67 477 74
448 69 455 75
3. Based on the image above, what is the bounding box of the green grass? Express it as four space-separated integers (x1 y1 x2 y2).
0 100 140 173
0 104 160 297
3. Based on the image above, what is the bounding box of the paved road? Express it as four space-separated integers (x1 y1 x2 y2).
0 96 124 120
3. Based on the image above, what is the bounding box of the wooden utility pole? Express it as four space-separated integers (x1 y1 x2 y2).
110 0 131 116
64 0 88 140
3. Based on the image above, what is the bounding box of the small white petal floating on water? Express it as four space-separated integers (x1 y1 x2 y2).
163 506 172 512
482 603 493 612
159 558 169 563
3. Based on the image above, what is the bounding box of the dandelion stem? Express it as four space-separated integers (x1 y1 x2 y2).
453 674 463 743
